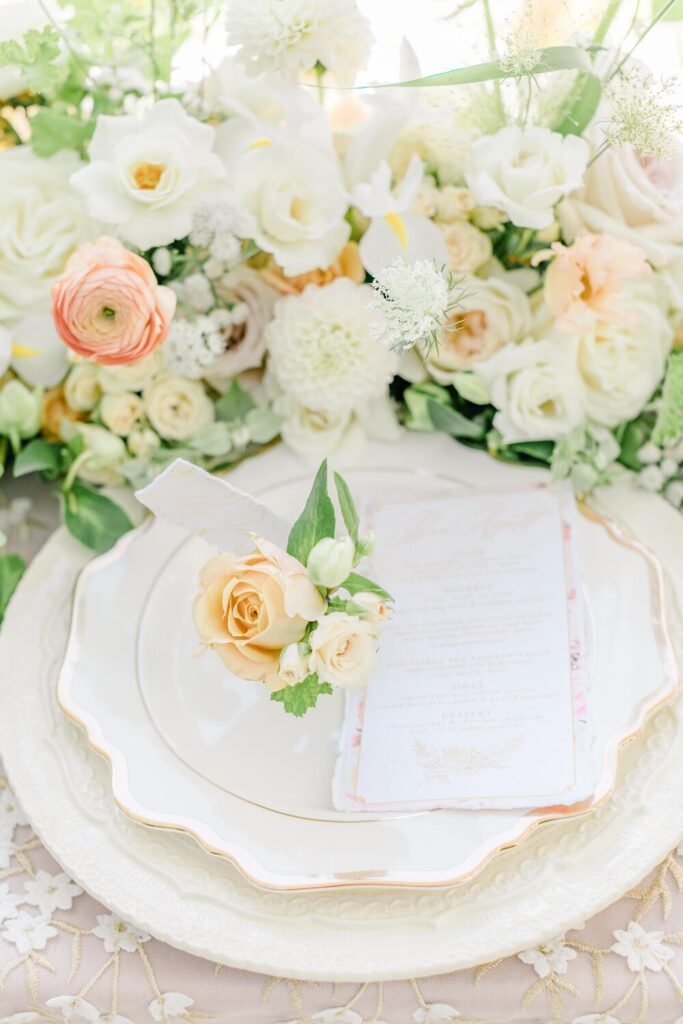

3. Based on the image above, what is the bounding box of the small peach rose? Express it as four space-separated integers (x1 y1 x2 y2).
51 236 176 366
193 537 325 690
540 232 651 333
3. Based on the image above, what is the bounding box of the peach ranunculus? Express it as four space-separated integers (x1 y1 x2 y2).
259 242 365 296
193 537 325 691
539 233 651 333
51 236 176 366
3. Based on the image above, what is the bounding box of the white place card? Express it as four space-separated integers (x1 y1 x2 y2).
334 483 594 812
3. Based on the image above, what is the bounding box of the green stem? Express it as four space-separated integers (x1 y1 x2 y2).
608 0 679 80
481 0 504 121
593 0 623 46
149 0 159 99
62 451 92 493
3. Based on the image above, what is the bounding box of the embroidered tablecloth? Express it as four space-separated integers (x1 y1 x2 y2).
2 480 683 1024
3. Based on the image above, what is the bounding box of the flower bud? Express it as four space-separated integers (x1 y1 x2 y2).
278 642 311 687
355 531 375 558
307 536 355 589
0 380 42 443
353 591 390 624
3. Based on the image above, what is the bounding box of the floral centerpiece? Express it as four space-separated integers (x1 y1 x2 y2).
0 0 682 620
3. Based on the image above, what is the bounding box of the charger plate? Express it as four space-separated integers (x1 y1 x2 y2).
55 462 678 890
1 435 683 980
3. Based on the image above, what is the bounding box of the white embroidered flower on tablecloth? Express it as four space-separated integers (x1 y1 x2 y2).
23 869 83 916
413 1004 460 1022
2 910 57 953
92 912 151 953
0 880 21 923
611 921 674 972
47 997 135 1024
148 992 194 1022
0 787 29 831
518 937 577 977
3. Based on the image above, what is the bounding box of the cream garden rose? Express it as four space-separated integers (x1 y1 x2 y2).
64 363 102 412
309 612 378 690
0 148 93 320
100 392 144 436
193 539 325 689
441 221 492 274
465 126 589 230
144 374 214 441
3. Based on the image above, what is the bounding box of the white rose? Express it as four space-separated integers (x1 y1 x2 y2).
127 427 161 458
309 612 378 689
465 126 589 230
307 536 355 588
277 642 311 687
277 397 354 461
559 141 683 267
64 363 102 412
203 266 278 390
70 99 226 249
577 295 672 427
423 274 532 383
144 375 214 440
475 338 586 444
97 349 163 395
0 2 49 99
100 392 144 437
231 143 350 275
441 221 492 274
0 148 93 320
353 591 390 624
61 422 127 485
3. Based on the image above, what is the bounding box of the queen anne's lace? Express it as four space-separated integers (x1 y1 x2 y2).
370 259 461 354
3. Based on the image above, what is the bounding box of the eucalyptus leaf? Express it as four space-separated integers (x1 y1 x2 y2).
244 406 281 444
215 380 256 423
286 460 335 566
61 482 133 553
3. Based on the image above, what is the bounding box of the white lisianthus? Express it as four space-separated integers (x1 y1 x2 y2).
559 141 683 267
127 427 161 458
307 536 355 588
465 126 589 230
61 422 128 485
97 350 164 395
226 0 373 83
422 274 532 383
0 148 93 320
278 643 311 687
100 392 144 437
265 279 398 418
70 99 226 249
353 591 391 624
577 296 672 427
309 612 378 689
475 339 586 444
0 380 42 444
64 363 102 412
143 375 214 441
232 143 349 276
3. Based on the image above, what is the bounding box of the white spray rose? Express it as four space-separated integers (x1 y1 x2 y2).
0 381 41 443
278 643 311 687
127 427 161 458
100 392 144 437
64 363 102 412
307 536 355 589
465 126 589 230
353 591 390 624
144 375 214 441
441 221 492 274
309 612 378 689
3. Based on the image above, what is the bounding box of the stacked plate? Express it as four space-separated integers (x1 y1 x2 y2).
1 433 682 981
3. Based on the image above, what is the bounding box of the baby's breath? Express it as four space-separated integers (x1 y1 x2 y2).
604 68 683 158
370 259 466 354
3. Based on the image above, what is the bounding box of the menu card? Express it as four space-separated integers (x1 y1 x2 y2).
334 483 594 812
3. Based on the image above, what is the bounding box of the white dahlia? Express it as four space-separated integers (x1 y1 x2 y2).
265 279 398 417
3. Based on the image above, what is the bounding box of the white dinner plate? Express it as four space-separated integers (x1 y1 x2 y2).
55 458 679 889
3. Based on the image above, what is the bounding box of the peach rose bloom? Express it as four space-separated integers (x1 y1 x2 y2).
193 537 325 691
541 233 651 333
51 236 176 366
259 242 365 296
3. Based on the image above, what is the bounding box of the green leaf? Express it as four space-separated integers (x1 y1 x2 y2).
0 26 63 95
30 109 95 157
340 572 392 602
0 553 26 626
244 406 281 444
507 440 555 463
215 380 256 423
653 0 683 20
653 350 683 444
61 482 133 553
552 73 602 136
333 471 359 545
391 45 591 88
270 674 333 717
428 399 486 439
286 460 335 566
13 439 63 479
619 416 655 471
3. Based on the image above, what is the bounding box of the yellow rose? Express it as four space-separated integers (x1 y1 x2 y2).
309 612 377 690
193 537 325 690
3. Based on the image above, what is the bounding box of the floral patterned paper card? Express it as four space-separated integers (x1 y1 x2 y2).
334 483 594 811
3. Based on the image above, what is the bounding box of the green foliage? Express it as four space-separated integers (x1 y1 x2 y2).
395 45 591 89
215 380 256 422
653 351 683 445
13 439 63 479
334 471 359 545
618 415 656 470
552 73 602 136
0 554 26 626
30 108 95 156
286 460 335 566
340 572 392 602
61 482 133 553
653 0 683 20
0 26 64 95
270 674 333 717
428 399 487 440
